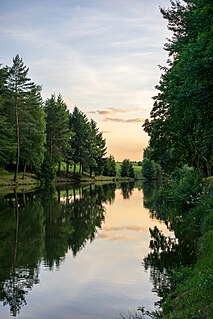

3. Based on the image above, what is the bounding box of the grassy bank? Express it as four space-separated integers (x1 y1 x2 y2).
0 169 39 187
161 231 213 319
157 174 213 319
0 168 134 189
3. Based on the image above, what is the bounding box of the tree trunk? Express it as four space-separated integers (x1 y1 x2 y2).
66 162 69 173
58 161 61 174
66 188 69 204
74 164 76 174
13 97 20 181
57 189 60 203
22 189 26 206
204 161 211 177
22 162 26 179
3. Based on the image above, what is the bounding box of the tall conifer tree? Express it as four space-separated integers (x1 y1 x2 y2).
6 55 35 180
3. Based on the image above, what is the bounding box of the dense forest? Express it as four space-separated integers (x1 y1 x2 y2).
0 56 117 182
140 1 213 318
142 0 213 178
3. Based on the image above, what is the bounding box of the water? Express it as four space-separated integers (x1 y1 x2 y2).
0 183 172 319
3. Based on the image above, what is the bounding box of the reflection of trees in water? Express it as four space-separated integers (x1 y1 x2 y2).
0 189 44 316
0 183 116 316
120 181 135 199
42 183 116 262
143 181 199 303
144 226 179 301
2 267 39 316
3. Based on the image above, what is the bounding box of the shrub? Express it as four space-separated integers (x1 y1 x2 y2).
142 159 162 180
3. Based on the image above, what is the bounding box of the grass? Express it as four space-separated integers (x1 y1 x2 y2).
58 162 143 181
162 231 213 319
0 169 39 187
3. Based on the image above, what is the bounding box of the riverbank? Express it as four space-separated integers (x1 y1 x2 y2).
161 230 213 319
0 169 39 186
0 169 136 189
158 175 213 319
145 174 213 319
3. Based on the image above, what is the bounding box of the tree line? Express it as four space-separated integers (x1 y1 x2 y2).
142 0 213 178
0 55 117 182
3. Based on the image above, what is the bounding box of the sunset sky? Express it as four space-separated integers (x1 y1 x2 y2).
0 0 171 161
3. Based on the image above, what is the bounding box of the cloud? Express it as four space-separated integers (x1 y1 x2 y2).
101 130 112 134
97 233 142 241
88 107 144 116
103 117 145 123
103 226 147 232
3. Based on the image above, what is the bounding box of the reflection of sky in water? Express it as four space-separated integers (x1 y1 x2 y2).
1 188 173 319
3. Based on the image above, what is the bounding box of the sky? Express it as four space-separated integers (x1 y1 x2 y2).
0 0 171 161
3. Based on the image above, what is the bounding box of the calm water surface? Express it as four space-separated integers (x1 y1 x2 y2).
0 183 173 319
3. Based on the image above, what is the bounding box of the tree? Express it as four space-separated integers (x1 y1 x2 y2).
6 55 35 181
0 65 15 167
69 106 91 174
19 86 46 177
45 94 73 171
88 119 107 176
103 155 116 177
120 159 135 178
143 1 213 176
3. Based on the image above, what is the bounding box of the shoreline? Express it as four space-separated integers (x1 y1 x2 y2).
0 170 137 191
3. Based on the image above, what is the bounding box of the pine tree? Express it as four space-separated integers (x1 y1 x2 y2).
69 106 91 174
19 86 46 177
0 65 15 167
88 119 107 176
6 55 35 181
120 159 135 178
45 94 72 170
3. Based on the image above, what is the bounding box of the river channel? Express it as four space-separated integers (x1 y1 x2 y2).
0 182 173 319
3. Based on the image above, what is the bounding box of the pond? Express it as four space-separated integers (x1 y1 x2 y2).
0 182 174 319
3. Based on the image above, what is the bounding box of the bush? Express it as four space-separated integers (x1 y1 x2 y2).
142 159 162 180
170 166 203 212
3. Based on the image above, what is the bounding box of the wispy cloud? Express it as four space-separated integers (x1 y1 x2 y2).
103 225 147 232
103 117 145 123
101 130 112 134
88 107 144 116
0 0 171 160
98 233 142 241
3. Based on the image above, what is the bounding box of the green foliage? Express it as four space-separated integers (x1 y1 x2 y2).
45 94 72 165
0 66 15 167
103 155 116 177
88 119 107 176
19 86 46 169
143 0 213 176
0 55 111 181
142 159 162 180
170 165 203 212
69 107 107 176
37 152 56 184
6 55 36 180
120 159 135 178
143 166 213 319
161 231 213 319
